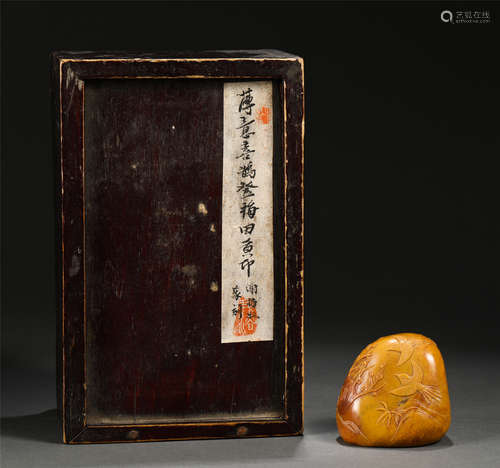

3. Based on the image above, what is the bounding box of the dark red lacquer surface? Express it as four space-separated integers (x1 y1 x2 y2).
84 79 284 424
52 50 303 443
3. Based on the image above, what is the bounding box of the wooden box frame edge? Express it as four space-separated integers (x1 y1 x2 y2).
51 51 304 444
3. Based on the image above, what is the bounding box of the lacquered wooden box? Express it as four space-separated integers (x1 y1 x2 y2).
51 50 304 444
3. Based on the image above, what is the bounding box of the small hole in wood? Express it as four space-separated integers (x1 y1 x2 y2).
236 425 248 436
126 430 139 440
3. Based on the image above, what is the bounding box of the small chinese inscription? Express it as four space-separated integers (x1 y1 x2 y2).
221 82 274 343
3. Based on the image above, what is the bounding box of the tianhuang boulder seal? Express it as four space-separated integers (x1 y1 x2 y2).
336 333 451 447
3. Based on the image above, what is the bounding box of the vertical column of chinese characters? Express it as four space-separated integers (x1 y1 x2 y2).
232 88 259 337
222 81 273 343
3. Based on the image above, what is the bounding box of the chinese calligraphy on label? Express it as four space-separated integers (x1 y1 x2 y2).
221 82 274 343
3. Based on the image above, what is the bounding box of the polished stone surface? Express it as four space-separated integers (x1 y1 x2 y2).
337 333 451 447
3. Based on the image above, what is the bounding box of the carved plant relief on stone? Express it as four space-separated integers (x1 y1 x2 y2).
336 333 451 447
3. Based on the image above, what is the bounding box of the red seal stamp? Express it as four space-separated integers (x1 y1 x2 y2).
257 106 270 124
233 297 258 336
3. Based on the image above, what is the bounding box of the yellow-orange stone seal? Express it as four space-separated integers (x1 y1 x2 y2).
336 333 451 447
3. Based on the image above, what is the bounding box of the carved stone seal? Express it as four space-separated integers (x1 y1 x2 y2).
337 333 451 447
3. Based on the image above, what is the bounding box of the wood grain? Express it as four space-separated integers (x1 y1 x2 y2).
52 50 304 444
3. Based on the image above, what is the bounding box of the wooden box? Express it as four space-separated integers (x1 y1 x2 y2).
51 50 304 444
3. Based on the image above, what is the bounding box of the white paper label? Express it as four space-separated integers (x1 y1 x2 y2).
221 81 274 343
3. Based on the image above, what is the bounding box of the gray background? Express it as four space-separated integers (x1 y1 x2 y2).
2 1 500 467
3 345 500 467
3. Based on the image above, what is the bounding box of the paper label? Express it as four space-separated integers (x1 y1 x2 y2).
221 81 274 343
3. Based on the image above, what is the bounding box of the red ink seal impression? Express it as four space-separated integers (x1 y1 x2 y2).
257 106 270 124
233 297 258 336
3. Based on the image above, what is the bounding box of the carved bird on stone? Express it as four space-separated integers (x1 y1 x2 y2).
390 362 441 403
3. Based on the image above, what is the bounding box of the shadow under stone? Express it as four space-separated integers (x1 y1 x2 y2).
336 435 454 450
